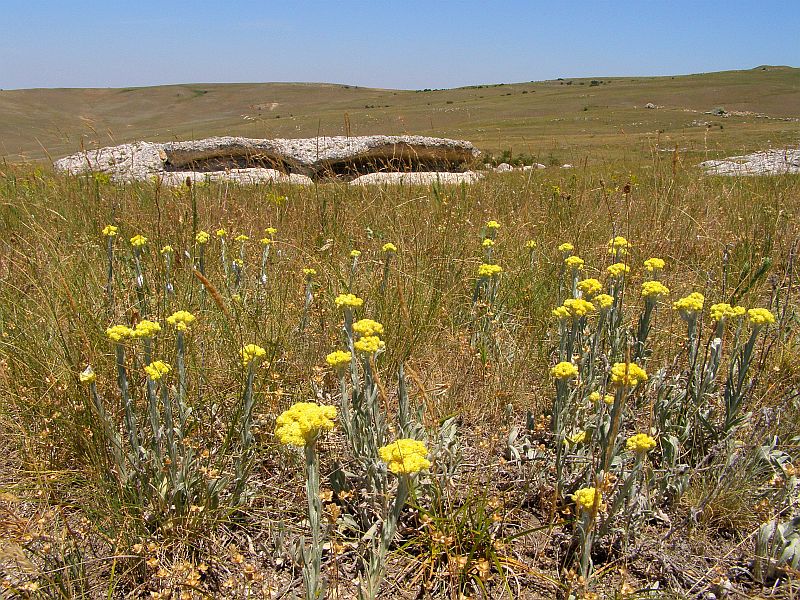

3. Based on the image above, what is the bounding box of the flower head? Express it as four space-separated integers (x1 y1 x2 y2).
235 234 249 243
274 402 337 447
79 366 96 385
350 249 362 258
352 319 385 338
626 433 657 454
673 292 704 317
710 303 745 322
607 262 630 278
608 236 630 254
259 237 272 246
482 238 495 248
603 393 615 405
130 234 148 248
565 255 585 271
379 439 431 474
160 245 174 255
610 362 648 388
106 324 135 342
566 430 587 446
594 294 614 310
588 391 601 402
166 310 196 331
216 228 227 238
560 298 595 318
572 487 601 512
241 344 267 367
644 257 665 273
195 231 210 245
641 281 670 300
477 263 503 278
102 225 118 237
486 220 501 230
748 308 776 327
558 242 574 254
525 240 537 250
354 335 385 355
133 319 161 338
303 268 317 277
325 350 352 371
551 361 578 380
265 227 277 237
334 293 363 310
145 360 171 381
577 278 602 298
382 242 398 254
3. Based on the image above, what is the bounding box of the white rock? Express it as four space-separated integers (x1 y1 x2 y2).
494 162 514 173
699 148 800 176
645 102 656 109
561 164 574 169
348 171 483 186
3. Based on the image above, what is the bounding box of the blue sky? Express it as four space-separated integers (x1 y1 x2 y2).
2 0 798 90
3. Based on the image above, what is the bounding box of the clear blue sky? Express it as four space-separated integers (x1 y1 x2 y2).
2 0 798 90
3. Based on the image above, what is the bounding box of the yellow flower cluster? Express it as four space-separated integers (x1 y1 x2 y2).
641 281 670 299
608 236 630 254
748 308 776 326
644 257 665 273
610 362 648 388
603 393 615 405
673 292 704 315
577 278 602 298
486 220 501 230
594 294 613 310
106 324 135 341
335 293 364 309
161 245 174 255
565 255 585 271
130 234 148 247
607 262 630 278
553 298 595 320
352 319 385 338
709 303 745 322
382 242 398 253
235 234 249 243
572 487 600 512
196 231 210 244
350 249 361 258
379 439 431 474
260 237 272 246
558 242 574 253
354 335 385 355
216 228 227 238
102 225 118 237
166 310 196 331
274 402 337 447
145 360 172 381
134 319 161 338
241 344 267 367
303 268 317 277
79 366 96 384
477 263 503 278
525 240 537 250
482 238 495 248
626 433 657 453
265 227 278 237
325 350 352 370
588 391 601 402
566 430 587 446
551 361 578 380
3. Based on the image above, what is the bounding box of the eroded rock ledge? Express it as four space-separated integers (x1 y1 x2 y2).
699 148 800 176
53 135 481 184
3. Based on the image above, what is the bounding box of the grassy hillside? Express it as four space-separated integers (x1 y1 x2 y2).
2 66 799 164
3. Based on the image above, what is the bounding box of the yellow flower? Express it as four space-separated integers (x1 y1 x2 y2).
160 245 174 255
552 305 571 320
145 360 171 381
608 236 630 253
644 257 665 273
558 242 574 253
235 234 249 243
641 281 670 299
106 324 135 341
673 292 704 316
274 402 337 447
565 255 585 271
265 227 278 236
350 249 362 258
334 293 363 309
102 225 118 237
195 231 210 244
577 278 602 298
325 350 352 370
303 268 317 277
354 335 385 355
626 433 657 453
232 258 243 268
562 298 595 318
607 262 630 278
216 228 227 238
594 294 613 310
588 391 601 402
482 238 495 248
260 237 272 246
352 319 385 338
166 310 196 331
748 308 776 327
610 362 648 388
130 234 148 248
566 430 587 446
379 439 431 474
241 344 267 367
382 242 398 253
603 394 615 405
79 366 96 385
551 361 578 380
572 487 600 512
133 319 161 338
525 240 537 250
486 220 501 230
477 263 503 278
710 303 744 321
